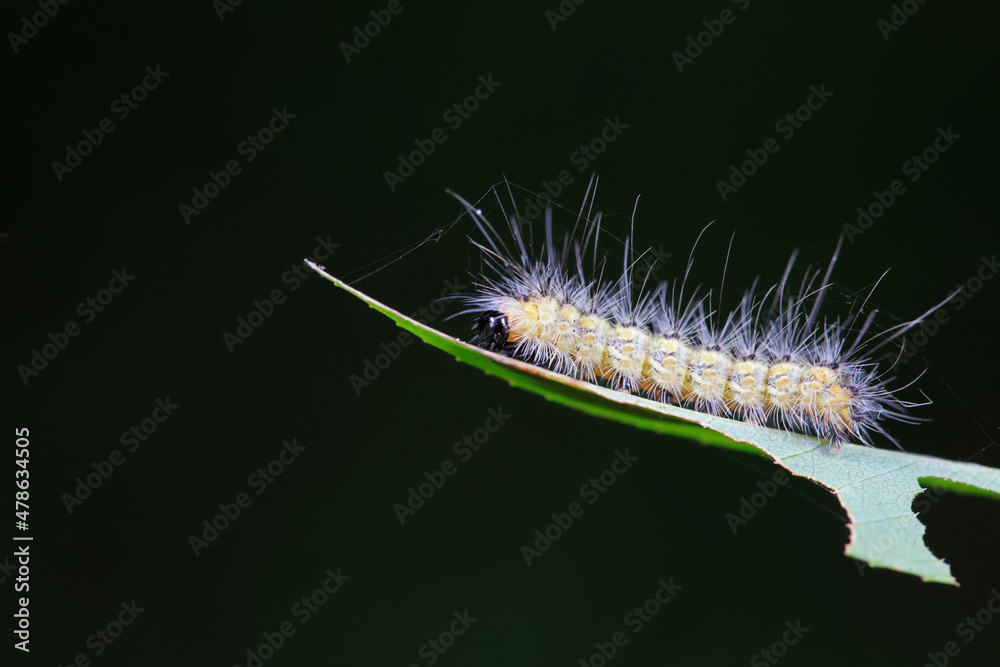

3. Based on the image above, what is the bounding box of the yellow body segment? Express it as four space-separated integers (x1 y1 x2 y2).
765 362 804 413
801 366 854 431
604 325 649 388
575 313 609 379
533 296 561 341
726 359 769 414
684 349 731 406
549 303 581 360
644 335 692 398
503 298 534 344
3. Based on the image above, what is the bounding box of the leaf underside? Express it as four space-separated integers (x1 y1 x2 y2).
309 262 1000 586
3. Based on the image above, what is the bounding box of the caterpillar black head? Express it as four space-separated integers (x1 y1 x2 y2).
472 310 512 353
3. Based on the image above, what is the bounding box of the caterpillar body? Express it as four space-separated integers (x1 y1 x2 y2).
447 181 938 452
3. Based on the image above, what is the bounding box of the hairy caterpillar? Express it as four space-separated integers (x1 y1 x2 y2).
444 179 948 452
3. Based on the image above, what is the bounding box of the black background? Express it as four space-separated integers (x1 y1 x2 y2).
5 0 1000 665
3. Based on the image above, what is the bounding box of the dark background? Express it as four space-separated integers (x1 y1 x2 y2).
5 0 1000 665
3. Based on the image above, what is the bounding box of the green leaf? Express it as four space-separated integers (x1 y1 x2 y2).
309 261 1000 586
